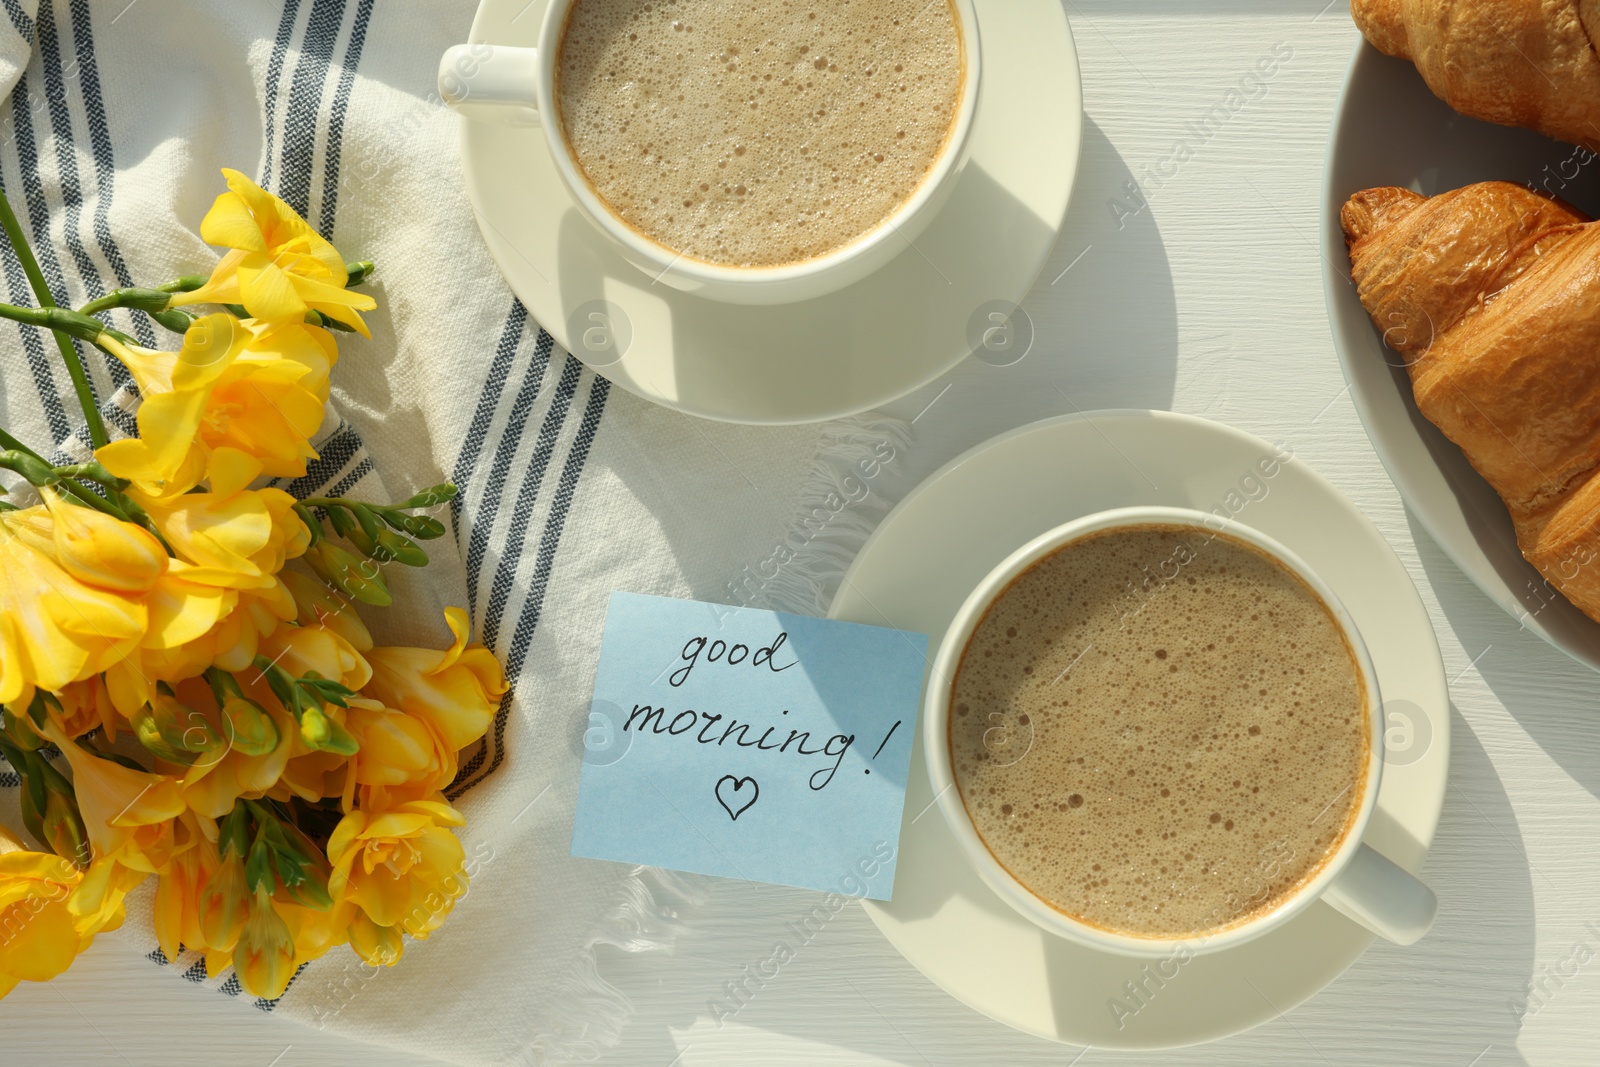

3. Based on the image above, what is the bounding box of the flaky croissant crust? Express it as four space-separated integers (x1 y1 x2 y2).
1352 0 1600 151
1343 180 1600 621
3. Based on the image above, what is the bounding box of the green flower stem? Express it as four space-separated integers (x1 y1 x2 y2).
52 461 128 491
0 300 112 343
77 286 174 317
157 274 210 294
0 186 109 449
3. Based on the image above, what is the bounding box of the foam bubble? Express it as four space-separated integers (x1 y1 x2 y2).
949 526 1369 940
555 0 963 267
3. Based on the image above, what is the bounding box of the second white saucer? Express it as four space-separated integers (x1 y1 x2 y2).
829 410 1450 1050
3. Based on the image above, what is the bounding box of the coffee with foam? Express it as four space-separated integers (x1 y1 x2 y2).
555 0 964 268
948 525 1369 940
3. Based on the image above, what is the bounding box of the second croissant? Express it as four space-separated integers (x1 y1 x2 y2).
1342 180 1600 622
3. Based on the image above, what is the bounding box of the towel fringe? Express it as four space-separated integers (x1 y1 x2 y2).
520 868 707 1065
724 413 914 616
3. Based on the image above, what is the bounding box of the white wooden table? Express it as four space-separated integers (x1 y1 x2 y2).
6 3 1595 1065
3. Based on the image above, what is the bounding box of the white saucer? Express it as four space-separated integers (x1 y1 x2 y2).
1322 42 1600 671
828 411 1449 1050
459 0 1082 425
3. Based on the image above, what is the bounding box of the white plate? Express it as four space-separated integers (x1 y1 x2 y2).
828 411 1449 1050
459 0 1082 425
1322 41 1600 671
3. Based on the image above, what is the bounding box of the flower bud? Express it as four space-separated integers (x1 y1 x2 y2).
2 705 47 751
276 820 335 912
221 696 279 758
17 755 90 869
303 540 391 607
41 487 167 592
373 528 427 567
149 689 223 754
386 512 446 540
130 704 197 765
298 706 359 756
235 886 297 999
198 847 251 953
37 784 90 870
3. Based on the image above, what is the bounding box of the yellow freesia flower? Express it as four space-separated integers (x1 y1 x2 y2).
38 487 167 593
137 485 309 592
261 621 372 693
98 486 309 713
326 796 468 940
153 833 209 964
363 608 507 757
0 825 133 1000
0 508 147 704
67 855 145 940
45 721 187 875
174 169 376 337
0 825 88 998
277 897 353 965
97 316 333 499
235 886 297 999
276 743 352 808
95 314 249 498
53 676 120 741
344 695 453 804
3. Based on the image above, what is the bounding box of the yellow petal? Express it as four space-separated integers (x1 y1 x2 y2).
171 313 246 391
142 567 233 650
0 898 79 981
237 258 309 323
208 447 264 498
198 191 270 252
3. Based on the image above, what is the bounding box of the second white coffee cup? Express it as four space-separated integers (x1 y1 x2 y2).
923 506 1438 958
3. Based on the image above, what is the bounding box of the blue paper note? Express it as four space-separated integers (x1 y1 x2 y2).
570 592 929 899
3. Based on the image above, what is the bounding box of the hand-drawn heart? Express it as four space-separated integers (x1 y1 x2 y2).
715 775 759 821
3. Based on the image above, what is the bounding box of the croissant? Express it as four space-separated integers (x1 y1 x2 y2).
1342 180 1600 621
1350 0 1600 151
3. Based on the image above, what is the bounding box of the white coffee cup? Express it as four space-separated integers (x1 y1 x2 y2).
438 0 981 305
923 505 1438 958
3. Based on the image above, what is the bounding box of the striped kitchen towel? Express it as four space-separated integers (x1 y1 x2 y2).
0 1 909 1063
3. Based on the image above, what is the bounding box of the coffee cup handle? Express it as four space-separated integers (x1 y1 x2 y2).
1320 842 1437 946
438 44 541 127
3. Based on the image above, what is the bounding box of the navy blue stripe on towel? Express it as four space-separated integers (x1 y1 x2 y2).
479 353 581 651
461 323 553 629
276 0 346 216
36 0 107 303
450 300 529 536
450 368 610 798
1 0 32 40
69 0 157 349
317 0 373 238
260 0 304 191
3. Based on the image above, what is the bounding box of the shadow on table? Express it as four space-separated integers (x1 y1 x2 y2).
1408 508 1600 806
1022 115 1180 411
1147 704 1538 1066
860 114 1182 488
